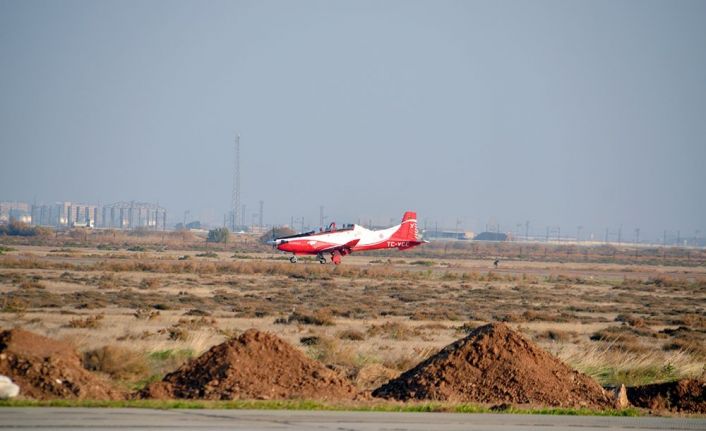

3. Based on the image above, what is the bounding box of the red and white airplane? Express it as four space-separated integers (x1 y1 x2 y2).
271 211 427 264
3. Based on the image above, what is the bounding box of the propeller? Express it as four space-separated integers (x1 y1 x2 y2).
268 226 288 249
269 226 276 249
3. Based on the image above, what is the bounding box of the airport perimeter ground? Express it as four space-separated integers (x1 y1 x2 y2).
0 231 704 429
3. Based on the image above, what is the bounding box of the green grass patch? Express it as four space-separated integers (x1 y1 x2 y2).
0 399 642 416
130 374 163 392
147 349 194 362
142 349 194 389
584 364 681 387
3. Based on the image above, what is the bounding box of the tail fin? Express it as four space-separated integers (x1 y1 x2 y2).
392 211 419 241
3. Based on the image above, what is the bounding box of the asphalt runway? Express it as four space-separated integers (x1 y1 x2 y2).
0 408 704 431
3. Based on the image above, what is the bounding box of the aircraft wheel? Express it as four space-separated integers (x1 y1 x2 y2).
317 253 326 264
290 256 298 264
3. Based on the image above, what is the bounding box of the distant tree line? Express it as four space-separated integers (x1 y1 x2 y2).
0 221 52 237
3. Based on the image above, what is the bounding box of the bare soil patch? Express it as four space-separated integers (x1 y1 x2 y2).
372 323 612 408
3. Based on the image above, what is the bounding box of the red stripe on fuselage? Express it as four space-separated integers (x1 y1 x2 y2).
277 239 338 255
351 240 423 252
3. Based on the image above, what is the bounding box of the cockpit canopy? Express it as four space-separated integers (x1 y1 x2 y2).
324 222 355 232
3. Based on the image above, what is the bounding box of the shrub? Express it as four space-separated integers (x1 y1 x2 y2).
660 327 706 357
172 317 216 330
139 278 161 290
456 322 479 334
675 314 706 329
534 329 575 342
18 278 45 290
134 308 160 320
95 273 119 289
196 251 219 258
83 345 149 381
276 310 335 326
590 326 649 353
300 336 320 346
337 329 366 341
305 336 361 371
207 227 229 243
66 314 104 329
367 321 416 340
167 327 189 341
615 314 647 328
0 297 27 313
184 308 211 316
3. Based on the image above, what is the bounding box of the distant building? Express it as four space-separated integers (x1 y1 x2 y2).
473 232 509 241
424 230 474 241
27 200 167 230
100 201 167 230
30 202 65 226
68 203 99 227
0 202 31 224
30 202 98 227
185 221 201 230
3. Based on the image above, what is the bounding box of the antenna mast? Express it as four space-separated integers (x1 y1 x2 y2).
231 134 241 230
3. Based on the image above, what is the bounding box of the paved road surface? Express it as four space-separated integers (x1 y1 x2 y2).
0 408 704 431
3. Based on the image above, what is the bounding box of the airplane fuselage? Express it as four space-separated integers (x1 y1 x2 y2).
273 211 425 264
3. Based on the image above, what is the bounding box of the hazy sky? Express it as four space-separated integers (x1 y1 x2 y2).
1 0 704 239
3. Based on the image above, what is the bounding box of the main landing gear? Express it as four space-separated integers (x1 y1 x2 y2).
288 253 341 265
331 250 342 265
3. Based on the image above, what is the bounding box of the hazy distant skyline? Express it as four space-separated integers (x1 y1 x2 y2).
1 0 705 240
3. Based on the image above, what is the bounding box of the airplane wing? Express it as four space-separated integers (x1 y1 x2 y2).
320 238 360 253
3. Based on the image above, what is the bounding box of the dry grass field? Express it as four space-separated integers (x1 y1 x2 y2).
1 232 704 394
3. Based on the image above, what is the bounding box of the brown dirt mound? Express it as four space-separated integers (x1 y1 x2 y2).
372 323 611 408
142 329 358 400
0 328 124 400
626 379 705 413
